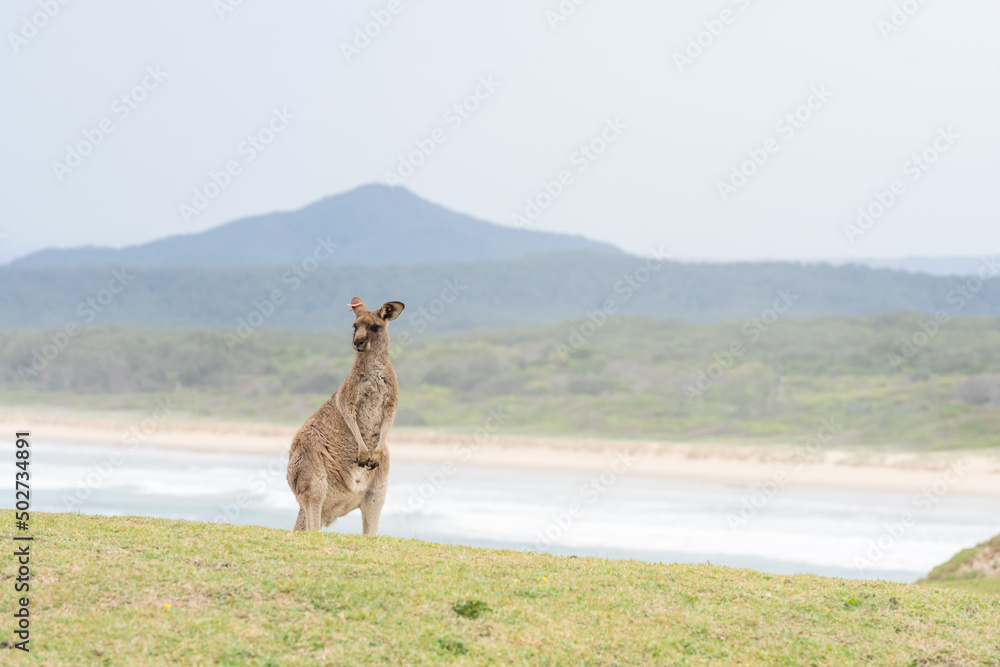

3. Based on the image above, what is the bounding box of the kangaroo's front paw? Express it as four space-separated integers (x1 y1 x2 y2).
356 455 379 470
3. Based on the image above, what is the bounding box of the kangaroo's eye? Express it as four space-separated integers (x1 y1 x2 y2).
370 325 381 333
352 324 357 330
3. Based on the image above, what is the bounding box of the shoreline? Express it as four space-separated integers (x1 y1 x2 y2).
3 408 1000 497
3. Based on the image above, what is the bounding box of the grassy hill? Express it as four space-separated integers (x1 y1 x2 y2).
3 315 1000 448
2 512 998 665
922 535 1000 596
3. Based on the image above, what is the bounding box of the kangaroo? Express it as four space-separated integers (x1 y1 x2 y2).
286 297 404 534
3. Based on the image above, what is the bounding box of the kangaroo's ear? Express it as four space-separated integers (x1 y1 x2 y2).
349 297 369 318
376 301 404 322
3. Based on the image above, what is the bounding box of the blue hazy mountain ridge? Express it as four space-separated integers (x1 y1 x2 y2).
9 184 623 269
3 253 999 332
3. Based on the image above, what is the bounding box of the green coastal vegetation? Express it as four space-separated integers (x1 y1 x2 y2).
2 313 1000 449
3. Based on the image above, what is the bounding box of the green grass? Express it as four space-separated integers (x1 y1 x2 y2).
924 578 1000 596
3 512 1000 665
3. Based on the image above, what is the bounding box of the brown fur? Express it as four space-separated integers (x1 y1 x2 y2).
286 297 404 534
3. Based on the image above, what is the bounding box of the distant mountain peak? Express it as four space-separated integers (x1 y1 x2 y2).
9 185 623 269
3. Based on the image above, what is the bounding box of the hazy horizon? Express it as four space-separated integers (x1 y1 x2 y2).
3 0 998 265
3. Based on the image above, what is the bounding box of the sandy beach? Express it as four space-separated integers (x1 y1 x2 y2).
4 406 1000 497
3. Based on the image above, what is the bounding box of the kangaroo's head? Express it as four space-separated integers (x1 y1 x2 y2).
349 297 404 353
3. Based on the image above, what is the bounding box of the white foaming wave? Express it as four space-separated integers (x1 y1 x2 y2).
37 461 286 498
31 443 286 495
261 488 299 510
385 492 1000 575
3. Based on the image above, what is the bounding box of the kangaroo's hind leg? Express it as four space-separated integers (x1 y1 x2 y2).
289 469 327 531
296 487 325 531
287 442 328 531
360 482 387 536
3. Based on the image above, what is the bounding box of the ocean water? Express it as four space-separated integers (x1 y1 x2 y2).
12 442 1000 583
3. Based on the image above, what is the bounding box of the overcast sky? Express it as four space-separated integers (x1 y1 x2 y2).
2 0 998 264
